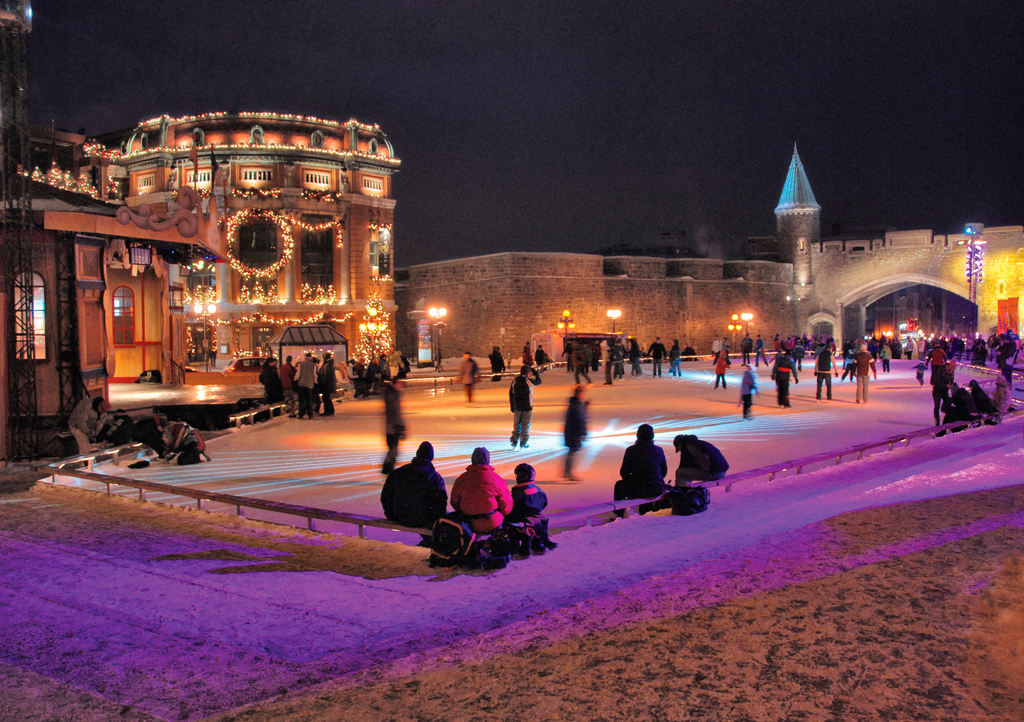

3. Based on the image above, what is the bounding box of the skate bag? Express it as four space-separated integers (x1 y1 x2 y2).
668 485 711 516
429 513 476 568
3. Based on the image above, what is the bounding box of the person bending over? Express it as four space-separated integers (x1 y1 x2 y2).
672 434 729 485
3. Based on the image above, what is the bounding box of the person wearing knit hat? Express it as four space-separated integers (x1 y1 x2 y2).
506 463 548 523
509 364 540 449
380 440 448 537
613 424 668 514
506 463 558 555
451 447 513 534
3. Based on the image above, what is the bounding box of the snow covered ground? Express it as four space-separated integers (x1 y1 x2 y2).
3 359 1023 719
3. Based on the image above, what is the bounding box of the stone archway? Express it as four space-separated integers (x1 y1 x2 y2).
806 311 839 337
830 273 973 340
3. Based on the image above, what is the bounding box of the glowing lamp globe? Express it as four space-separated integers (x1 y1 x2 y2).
193 303 203 315
206 304 216 315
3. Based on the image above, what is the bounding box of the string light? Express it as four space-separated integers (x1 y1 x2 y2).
30 166 99 198
225 210 296 279
231 187 282 199
214 310 355 326
237 281 279 305
355 287 392 361
118 141 400 166
182 286 217 306
300 283 338 305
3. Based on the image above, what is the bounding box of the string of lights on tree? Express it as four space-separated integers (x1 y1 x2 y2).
355 288 392 360
301 283 338 304
29 166 99 198
237 281 279 305
182 285 217 306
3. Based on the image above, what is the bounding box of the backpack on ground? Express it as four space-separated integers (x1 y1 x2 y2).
429 513 476 568
667 485 711 516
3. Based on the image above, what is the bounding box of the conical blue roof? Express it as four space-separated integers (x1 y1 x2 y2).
775 144 819 213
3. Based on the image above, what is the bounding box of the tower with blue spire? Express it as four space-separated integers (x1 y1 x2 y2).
775 144 819 293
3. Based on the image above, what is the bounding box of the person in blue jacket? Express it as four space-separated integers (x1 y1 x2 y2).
672 434 729 485
380 441 448 537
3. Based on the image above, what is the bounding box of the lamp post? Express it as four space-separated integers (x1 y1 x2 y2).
740 312 754 334
192 302 217 372
607 309 621 333
428 306 447 372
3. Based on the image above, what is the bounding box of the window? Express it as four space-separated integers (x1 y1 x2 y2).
137 173 155 190
241 168 273 182
14 273 46 360
303 170 331 186
186 169 212 184
369 240 379 277
236 221 278 268
362 176 383 192
113 286 135 346
301 216 334 290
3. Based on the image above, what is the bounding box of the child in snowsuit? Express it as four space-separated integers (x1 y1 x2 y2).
915 362 926 386
505 463 558 556
740 364 760 420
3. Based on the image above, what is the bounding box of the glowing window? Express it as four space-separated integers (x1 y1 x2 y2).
362 176 383 192
14 273 46 360
113 286 135 346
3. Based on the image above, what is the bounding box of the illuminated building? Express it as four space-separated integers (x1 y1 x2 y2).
100 112 399 362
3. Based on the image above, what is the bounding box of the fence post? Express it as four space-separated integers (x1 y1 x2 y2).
197 498 204 511
139 489 146 501
237 505 245 518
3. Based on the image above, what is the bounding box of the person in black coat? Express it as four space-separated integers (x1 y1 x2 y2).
259 358 285 404
563 385 588 480
967 380 997 415
614 424 667 512
941 382 979 425
673 434 729 485
647 337 667 377
380 441 448 534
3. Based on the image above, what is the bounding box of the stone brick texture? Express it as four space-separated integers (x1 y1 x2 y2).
395 253 794 357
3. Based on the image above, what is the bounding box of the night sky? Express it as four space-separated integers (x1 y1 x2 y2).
27 1 1024 267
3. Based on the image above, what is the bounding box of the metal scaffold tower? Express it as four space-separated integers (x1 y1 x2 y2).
1 3 39 459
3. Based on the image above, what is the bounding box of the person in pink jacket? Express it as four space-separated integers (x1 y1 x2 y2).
450 447 513 534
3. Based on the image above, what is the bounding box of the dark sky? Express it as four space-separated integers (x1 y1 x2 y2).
27 1 1024 266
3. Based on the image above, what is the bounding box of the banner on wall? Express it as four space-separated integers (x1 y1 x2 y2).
997 298 1019 335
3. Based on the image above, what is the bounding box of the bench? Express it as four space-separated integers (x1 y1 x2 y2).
228 402 287 427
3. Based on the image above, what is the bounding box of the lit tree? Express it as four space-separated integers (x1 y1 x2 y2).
355 289 392 360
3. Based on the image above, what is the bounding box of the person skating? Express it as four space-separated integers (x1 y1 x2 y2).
459 351 480 403
295 351 318 419
854 344 877 404
450 447 513 535
509 365 540 449
754 334 768 367
647 337 667 377
771 350 798 407
573 343 591 385
740 363 759 420
612 339 626 380
280 355 297 416
317 352 337 416
879 343 892 373
669 340 682 377
563 385 588 480
380 441 448 541
629 338 643 376
814 344 839 401
380 377 407 474
714 349 731 389
672 434 729 485
489 346 506 376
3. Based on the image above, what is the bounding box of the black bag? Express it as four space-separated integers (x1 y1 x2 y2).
470 527 512 570
668 486 711 516
429 513 476 568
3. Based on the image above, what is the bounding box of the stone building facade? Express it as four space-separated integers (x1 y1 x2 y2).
395 253 794 360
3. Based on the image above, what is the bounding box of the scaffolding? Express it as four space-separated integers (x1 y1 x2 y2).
1 3 39 459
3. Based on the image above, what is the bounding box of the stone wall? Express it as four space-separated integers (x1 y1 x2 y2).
394 252 796 358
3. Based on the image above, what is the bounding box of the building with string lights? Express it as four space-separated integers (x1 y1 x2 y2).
95 111 399 374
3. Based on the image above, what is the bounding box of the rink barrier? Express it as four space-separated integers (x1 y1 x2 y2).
705 409 1020 494
35 407 1020 540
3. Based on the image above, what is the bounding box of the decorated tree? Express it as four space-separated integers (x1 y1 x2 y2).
355 288 392 361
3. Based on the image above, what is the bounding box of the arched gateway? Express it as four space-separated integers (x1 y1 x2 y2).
772 147 1023 340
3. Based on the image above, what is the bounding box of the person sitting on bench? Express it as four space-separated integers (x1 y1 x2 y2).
614 424 667 514
451 447 513 534
381 441 448 537
672 434 729 485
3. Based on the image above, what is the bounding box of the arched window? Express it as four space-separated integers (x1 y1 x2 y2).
14 272 46 360
113 286 135 346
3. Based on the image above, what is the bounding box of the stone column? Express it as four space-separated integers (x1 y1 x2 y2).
216 262 228 304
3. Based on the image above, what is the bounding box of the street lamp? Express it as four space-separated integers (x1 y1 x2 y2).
192 302 217 372
740 312 754 334
607 309 621 333
428 306 447 372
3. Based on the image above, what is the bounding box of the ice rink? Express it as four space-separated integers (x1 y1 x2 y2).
86 359 1000 522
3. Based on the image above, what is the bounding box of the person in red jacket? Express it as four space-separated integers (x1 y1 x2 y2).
280 355 297 417
714 350 731 389
450 447 513 534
